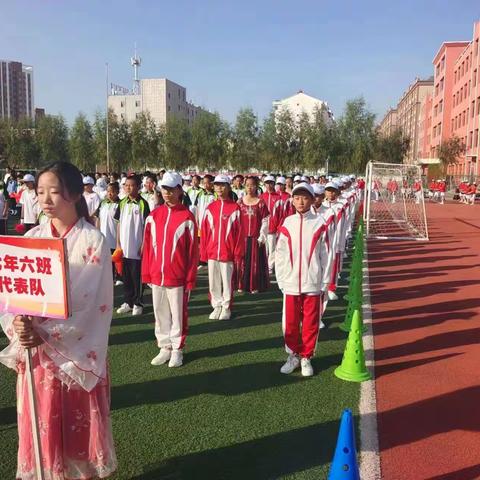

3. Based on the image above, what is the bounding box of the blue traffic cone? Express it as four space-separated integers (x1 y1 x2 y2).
328 409 360 480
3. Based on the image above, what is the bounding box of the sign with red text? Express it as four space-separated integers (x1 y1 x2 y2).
0 236 70 319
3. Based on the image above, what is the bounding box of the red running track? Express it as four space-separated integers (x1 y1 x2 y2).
368 201 480 480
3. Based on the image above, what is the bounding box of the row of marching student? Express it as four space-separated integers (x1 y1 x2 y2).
0 161 360 480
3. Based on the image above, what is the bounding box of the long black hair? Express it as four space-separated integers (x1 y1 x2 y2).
37 161 93 224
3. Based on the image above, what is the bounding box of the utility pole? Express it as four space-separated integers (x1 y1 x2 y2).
105 62 110 173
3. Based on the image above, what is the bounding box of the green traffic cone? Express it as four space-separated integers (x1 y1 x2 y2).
335 310 371 382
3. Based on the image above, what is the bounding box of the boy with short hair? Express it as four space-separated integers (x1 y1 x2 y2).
115 174 150 316
275 182 331 377
19 173 38 231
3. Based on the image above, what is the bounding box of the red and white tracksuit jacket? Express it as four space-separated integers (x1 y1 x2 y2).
322 199 348 292
278 191 293 220
275 211 332 358
260 191 284 234
200 199 244 310
141 204 199 350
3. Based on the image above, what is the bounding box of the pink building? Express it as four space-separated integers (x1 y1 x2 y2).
418 91 433 160
450 22 480 176
425 21 480 177
430 41 470 160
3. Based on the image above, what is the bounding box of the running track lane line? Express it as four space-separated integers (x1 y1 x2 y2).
359 243 382 479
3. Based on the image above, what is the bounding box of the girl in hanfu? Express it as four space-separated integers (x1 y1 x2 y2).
237 176 270 294
0 161 117 480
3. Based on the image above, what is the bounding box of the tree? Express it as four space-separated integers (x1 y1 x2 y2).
165 116 192 171
372 128 411 164
110 117 132 173
92 110 107 168
190 112 230 171
69 113 95 171
35 114 69 165
437 136 465 174
0 117 39 169
335 97 376 173
273 107 297 173
131 112 159 171
258 111 277 171
303 105 338 173
232 108 258 172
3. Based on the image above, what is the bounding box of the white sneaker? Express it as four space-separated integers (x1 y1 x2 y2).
132 305 143 316
168 350 183 368
114 280 123 286
219 307 231 320
151 349 171 366
209 307 222 320
301 358 314 377
328 291 338 301
116 303 132 314
320 320 326 329
280 354 300 374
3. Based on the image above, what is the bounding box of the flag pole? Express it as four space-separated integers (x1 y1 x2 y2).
25 346 45 480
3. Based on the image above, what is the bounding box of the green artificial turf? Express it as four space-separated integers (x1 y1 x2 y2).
0 259 360 479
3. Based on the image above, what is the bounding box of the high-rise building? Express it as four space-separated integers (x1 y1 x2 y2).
272 90 334 125
378 108 398 137
0 60 34 120
108 78 204 126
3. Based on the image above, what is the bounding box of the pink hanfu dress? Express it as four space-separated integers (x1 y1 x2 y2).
0 218 117 479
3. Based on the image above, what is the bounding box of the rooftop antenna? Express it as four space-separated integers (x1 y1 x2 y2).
131 43 141 94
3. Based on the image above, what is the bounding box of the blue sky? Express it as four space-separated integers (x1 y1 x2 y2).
2 1 479 125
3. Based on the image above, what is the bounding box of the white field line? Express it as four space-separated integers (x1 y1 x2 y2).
359 245 382 479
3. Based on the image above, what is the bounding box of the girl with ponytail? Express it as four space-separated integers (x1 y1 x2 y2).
0 161 117 479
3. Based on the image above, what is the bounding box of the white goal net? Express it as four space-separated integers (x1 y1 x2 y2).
364 161 429 241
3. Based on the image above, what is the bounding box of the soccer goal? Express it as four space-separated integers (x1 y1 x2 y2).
364 161 429 241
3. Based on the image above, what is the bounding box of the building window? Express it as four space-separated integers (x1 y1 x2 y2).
120 113 124 119
168 105 171 111
135 113 140 119
178 89 181 98
477 97 480 115
474 70 477 87
120 101 124 107
135 100 140 107
178 105 181 111
168 92 171 99
472 101 475 118
475 129 479 147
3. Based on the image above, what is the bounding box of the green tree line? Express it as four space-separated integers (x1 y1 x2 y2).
0 97 410 174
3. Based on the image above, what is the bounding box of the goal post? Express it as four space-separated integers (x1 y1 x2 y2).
364 161 429 241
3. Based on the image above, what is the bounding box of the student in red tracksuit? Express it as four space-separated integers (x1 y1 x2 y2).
142 172 198 368
275 182 332 377
260 175 284 273
276 176 293 219
200 174 244 320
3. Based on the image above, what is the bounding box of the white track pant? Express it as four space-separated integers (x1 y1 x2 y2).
208 260 233 309
152 285 188 350
266 233 277 272
415 191 422 204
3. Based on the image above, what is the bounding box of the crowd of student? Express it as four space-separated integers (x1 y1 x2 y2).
456 180 478 205
0 162 362 480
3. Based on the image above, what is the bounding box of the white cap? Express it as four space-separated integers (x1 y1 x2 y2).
183 175 192 181
214 174 231 184
96 178 107 189
120 177 127 185
349 174 355 179
313 184 325 195
264 175 275 183
276 176 286 185
325 181 339 190
291 182 314 197
22 174 35 183
293 175 302 182
334 180 343 188
300 175 309 182
83 176 95 185
161 172 183 188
